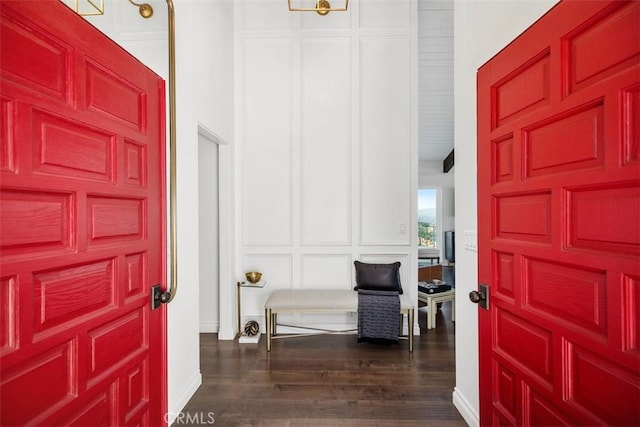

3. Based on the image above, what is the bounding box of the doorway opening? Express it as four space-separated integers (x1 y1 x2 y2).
198 128 220 333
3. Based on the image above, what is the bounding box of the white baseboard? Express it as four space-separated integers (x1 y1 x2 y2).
199 322 219 333
452 387 479 427
167 371 203 425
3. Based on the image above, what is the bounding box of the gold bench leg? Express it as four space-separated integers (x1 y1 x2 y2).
408 308 414 352
265 308 272 352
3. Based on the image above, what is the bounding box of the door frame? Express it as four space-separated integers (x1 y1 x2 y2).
197 124 235 339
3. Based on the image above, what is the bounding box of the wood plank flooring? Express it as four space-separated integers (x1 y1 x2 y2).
175 303 465 427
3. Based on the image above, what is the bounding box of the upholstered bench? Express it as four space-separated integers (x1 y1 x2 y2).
264 289 414 352
418 247 440 264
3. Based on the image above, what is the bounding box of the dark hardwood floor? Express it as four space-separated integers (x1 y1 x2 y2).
175 302 465 427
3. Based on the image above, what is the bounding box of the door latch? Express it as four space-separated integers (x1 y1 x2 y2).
151 284 171 310
469 283 490 310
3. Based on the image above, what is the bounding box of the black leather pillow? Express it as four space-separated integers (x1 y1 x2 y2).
353 261 403 294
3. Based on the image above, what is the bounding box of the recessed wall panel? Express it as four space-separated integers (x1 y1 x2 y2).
359 0 411 29
566 342 640 426
301 254 352 290
242 254 292 316
242 39 292 246
360 37 411 245
568 184 640 256
524 102 604 178
301 5 350 29
495 192 551 244
241 0 292 31
33 259 116 333
524 258 606 336
566 2 640 94
495 308 552 386
301 38 351 246
34 111 115 182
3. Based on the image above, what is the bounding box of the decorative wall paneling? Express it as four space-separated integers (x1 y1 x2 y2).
236 0 418 332
300 38 352 246
241 38 294 246
359 36 412 245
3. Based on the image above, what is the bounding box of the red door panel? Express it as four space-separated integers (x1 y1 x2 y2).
478 0 639 425
0 1 166 425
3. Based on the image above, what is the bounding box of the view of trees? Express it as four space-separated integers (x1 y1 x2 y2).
418 188 437 247
418 221 436 247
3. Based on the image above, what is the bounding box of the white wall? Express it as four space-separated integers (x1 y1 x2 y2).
234 0 419 334
452 1 558 425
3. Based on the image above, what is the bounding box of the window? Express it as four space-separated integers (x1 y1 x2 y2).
418 188 438 248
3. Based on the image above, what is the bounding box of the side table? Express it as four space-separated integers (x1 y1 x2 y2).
418 289 455 330
237 280 267 343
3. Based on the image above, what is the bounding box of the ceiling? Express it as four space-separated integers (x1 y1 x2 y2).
418 0 454 163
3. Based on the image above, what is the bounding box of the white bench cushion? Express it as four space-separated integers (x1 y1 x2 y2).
418 247 439 257
265 289 413 312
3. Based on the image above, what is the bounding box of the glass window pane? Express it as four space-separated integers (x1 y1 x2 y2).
418 188 437 247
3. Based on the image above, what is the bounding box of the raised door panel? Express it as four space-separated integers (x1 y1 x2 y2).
0 2 165 425
477 1 640 425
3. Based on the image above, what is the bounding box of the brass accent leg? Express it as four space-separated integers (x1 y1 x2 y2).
408 309 414 352
272 313 277 336
237 282 242 338
265 308 272 352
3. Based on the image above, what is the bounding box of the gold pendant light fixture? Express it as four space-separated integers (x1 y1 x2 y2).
69 0 104 16
128 0 154 18
288 0 349 16
68 0 153 18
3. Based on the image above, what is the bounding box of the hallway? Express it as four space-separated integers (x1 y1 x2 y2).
176 304 463 426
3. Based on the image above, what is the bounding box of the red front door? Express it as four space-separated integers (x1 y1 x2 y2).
477 0 639 425
1 1 167 425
